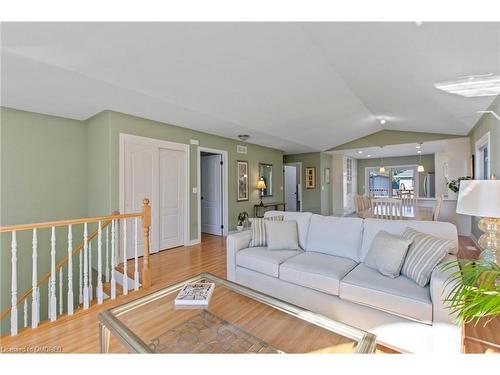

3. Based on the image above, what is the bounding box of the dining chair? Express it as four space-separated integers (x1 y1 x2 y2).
373 200 403 220
362 195 372 209
354 194 364 214
433 195 444 221
401 194 417 206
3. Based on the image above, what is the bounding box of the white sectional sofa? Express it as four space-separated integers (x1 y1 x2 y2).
226 211 461 353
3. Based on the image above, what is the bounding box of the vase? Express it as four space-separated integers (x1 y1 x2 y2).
237 225 243 232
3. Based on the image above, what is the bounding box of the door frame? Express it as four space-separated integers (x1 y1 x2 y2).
119 133 190 254
283 162 302 212
475 132 490 180
197 147 229 241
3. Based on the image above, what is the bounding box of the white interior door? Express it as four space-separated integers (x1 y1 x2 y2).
201 154 222 235
284 165 298 211
159 148 185 250
123 142 159 258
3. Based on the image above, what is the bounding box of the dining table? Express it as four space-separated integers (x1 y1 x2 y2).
357 204 435 221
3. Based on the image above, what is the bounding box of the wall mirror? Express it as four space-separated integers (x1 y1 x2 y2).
258 163 273 197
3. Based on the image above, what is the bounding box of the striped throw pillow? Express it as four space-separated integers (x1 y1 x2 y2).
401 227 453 287
249 215 284 247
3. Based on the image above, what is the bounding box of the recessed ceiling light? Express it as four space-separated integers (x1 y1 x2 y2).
417 150 422 154
379 119 387 125
416 145 421 149
367 155 371 158
435 74 500 97
358 151 363 154
415 21 423 26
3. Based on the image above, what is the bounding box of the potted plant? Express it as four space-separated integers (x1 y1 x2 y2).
443 259 500 325
447 176 472 194
237 211 249 231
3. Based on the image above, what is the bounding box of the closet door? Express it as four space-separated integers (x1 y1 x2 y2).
159 148 185 250
123 142 159 258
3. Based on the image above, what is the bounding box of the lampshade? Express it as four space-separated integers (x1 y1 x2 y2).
417 165 425 172
456 180 500 218
379 166 386 173
256 179 267 190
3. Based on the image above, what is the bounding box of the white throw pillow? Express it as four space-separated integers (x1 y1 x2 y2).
249 215 284 247
265 220 299 250
364 231 413 278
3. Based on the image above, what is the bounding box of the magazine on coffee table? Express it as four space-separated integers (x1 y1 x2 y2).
174 282 215 306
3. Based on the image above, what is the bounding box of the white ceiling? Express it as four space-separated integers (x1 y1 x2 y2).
1 22 499 154
327 137 469 159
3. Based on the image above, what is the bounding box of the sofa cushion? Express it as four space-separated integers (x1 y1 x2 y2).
339 264 432 323
305 215 363 261
249 216 284 247
364 231 413 278
360 218 458 262
280 252 358 296
265 220 299 250
236 247 302 278
264 211 313 249
401 227 453 287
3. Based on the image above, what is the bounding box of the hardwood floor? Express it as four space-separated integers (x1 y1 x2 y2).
0 234 226 353
0 234 497 353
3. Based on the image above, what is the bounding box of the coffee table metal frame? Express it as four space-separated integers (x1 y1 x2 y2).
98 272 377 354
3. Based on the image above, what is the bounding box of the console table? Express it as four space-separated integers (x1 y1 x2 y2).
254 202 286 218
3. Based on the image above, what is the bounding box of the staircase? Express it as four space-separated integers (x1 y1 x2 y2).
0 199 152 337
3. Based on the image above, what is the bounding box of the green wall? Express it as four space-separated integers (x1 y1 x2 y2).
357 154 435 196
468 95 500 179
100 111 283 238
284 152 332 214
1 107 87 334
329 129 463 151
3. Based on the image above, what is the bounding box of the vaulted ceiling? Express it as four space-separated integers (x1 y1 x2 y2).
1 22 499 153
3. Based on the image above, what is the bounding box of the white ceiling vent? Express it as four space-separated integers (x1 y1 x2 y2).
237 145 247 154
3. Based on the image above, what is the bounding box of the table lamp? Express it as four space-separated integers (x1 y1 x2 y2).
456 180 500 264
256 178 267 207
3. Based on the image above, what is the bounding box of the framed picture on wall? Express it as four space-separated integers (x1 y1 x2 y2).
325 168 330 184
305 167 316 189
237 160 249 201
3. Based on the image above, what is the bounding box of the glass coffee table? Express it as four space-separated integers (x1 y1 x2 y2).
98 273 377 354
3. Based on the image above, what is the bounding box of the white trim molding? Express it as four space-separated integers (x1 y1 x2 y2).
197 146 229 242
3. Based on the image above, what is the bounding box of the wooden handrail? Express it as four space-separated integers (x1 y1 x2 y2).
1 200 152 323
0 219 113 321
0 212 143 233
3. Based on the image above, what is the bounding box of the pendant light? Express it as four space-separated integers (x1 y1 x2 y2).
417 143 425 172
379 146 386 173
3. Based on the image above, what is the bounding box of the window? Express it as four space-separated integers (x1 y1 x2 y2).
366 166 418 197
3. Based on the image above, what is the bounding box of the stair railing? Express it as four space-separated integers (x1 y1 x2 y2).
0 199 151 336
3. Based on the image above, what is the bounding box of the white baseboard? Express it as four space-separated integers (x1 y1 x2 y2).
188 238 201 246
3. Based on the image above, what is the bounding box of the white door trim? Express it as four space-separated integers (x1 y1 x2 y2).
197 147 229 241
119 133 190 253
475 132 491 180
284 162 302 212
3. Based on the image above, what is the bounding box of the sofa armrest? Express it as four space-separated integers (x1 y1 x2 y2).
226 231 252 281
430 255 459 325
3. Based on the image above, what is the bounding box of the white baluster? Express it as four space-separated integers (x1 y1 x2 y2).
97 221 104 304
78 250 83 305
110 220 116 300
134 217 139 291
59 267 63 315
67 225 74 315
24 299 28 328
88 241 93 302
83 223 89 309
105 225 110 283
31 228 39 328
123 219 128 295
10 231 18 336
50 226 57 321
47 279 51 318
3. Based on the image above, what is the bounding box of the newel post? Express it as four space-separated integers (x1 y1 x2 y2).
142 198 152 289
